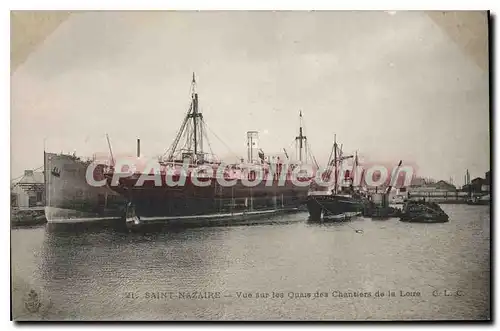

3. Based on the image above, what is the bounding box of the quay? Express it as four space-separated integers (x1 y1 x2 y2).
11 207 46 226
11 169 47 227
408 191 470 204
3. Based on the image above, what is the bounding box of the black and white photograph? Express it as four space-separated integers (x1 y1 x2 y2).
9 10 491 321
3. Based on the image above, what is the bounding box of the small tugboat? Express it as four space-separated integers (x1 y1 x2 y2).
400 199 449 223
306 137 365 222
363 193 401 220
363 161 404 220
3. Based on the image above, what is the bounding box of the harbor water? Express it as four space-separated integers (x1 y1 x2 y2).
11 204 490 321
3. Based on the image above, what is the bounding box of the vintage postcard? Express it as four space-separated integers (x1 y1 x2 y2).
10 10 490 321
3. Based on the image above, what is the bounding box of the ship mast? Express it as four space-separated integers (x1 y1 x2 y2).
333 134 337 195
351 150 358 187
165 73 206 163
295 111 307 163
189 72 204 161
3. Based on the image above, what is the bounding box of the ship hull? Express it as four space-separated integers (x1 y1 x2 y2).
124 205 302 231
44 153 126 225
107 174 309 229
306 194 365 222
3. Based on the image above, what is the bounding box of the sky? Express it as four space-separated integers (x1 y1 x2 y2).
11 11 490 185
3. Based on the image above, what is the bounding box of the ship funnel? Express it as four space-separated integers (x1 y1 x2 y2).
137 138 141 158
246 131 259 163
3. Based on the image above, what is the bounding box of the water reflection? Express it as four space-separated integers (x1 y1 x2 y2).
38 226 234 319
10 206 491 320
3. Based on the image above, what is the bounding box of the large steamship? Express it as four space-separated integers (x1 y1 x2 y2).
105 74 315 229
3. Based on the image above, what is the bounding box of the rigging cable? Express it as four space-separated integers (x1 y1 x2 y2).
202 118 244 162
201 121 215 159
162 102 193 159
326 136 336 168
305 141 319 169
